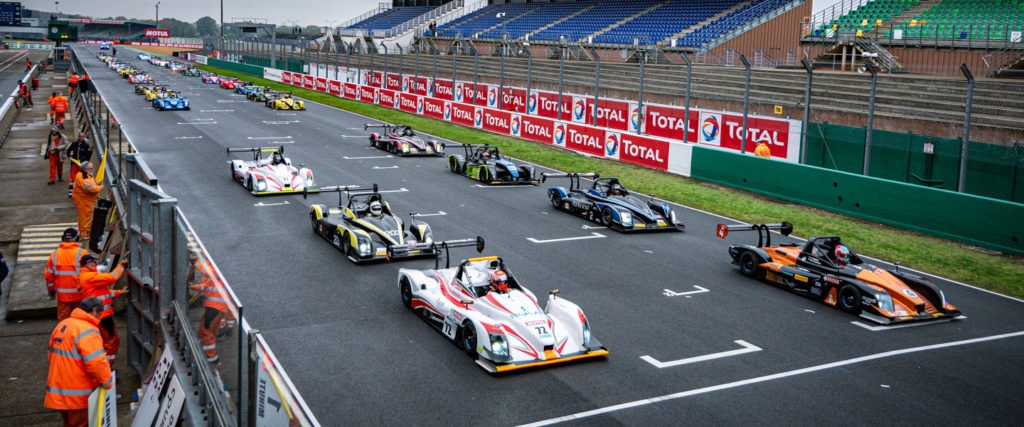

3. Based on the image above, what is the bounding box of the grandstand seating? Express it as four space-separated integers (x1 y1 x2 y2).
816 0 1023 40
345 6 434 31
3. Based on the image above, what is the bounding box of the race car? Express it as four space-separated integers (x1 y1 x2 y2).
249 88 278 103
219 77 238 90
182 67 202 77
307 184 438 263
234 82 259 96
152 92 190 110
365 123 444 156
399 252 609 373
137 53 151 61
98 41 111 50
118 66 139 77
227 146 314 196
134 84 151 95
542 173 685 232
266 92 305 110
201 73 221 84
446 144 539 185
128 73 153 84
718 222 962 325
144 86 170 101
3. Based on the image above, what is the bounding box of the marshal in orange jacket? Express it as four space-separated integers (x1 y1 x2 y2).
44 308 113 411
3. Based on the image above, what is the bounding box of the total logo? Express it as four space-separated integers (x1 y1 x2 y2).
629 109 642 131
553 123 566 146
605 132 620 159
527 93 538 114
402 78 409 92
510 115 521 136
487 88 497 107
393 94 401 109
373 91 380 105
573 99 587 121
454 85 464 102
427 81 435 97
473 108 484 128
443 103 451 121
416 98 424 115
701 113 721 145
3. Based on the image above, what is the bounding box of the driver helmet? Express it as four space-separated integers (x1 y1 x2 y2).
490 270 509 293
610 183 625 195
480 150 491 160
369 201 383 217
834 245 851 266
272 152 284 165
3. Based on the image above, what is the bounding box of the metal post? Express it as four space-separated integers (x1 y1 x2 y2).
370 46 376 87
740 54 751 153
414 42 420 94
636 45 646 135
557 36 566 121
863 61 878 175
681 52 692 144
800 58 813 164
382 43 389 89
959 64 973 193
357 48 363 85
431 47 437 96
270 28 276 69
525 49 532 112
472 51 479 105
592 52 600 126
316 43 321 78
451 44 457 96
396 43 403 92
498 33 507 110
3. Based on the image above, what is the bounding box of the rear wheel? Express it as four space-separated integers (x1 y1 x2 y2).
838 284 862 314
550 193 563 209
309 213 318 232
600 207 614 226
400 276 414 310
739 251 761 278
460 321 477 356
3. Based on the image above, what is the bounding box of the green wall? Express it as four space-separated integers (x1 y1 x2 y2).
205 57 265 77
691 146 1024 255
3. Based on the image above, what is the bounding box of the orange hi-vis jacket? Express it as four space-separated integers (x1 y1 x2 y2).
45 242 89 302
44 308 113 410
79 264 126 319
53 95 69 114
194 261 230 311
69 74 79 86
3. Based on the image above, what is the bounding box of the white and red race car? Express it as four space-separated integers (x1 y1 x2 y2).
365 123 444 156
398 251 608 373
227 146 314 196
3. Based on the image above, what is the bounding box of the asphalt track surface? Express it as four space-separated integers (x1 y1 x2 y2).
78 46 1024 426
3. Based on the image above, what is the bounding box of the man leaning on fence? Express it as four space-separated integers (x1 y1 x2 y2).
45 228 90 321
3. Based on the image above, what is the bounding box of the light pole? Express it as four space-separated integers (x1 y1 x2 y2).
54 1 59 15
155 2 160 27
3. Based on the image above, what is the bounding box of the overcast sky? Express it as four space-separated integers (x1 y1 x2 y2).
23 0 846 27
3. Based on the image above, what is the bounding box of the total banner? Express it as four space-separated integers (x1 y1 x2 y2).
512 114 555 145
328 79 342 96
378 88 399 109
458 82 489 106
695 110 799 160
529 90 572 121
481 108 511 134
434 78 454 100
343 82 360 100
449 102 476 127
302 75 315 90
385 73 401 91
315 77 328 93
643 103 698 142
562 123 606 157
423 97 447 120
414 76 432 96
497 87 527 113
282 71 293 85
398 92 421 114
604 132 669 171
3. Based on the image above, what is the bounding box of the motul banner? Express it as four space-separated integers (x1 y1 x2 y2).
516 115 555 145
144 28 170 38
423 98 446 120
315 77 327 93
378 89 398 109
644 104 698 142
481 108 511 134
434 79 454 101
450 102 475 127
398 92 420 114
344 83 359 100
530 90 571 120
328 80 342 96
605 132 669 171
303 75 315 90
498 87 527 113
385 73 401 91
564 123 606 157
282 71 293 85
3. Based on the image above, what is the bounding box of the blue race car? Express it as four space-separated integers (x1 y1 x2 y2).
153 91 190 110
542 173 684 232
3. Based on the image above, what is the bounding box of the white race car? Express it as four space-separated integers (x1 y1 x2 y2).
227 146 314 196
398 252 608 373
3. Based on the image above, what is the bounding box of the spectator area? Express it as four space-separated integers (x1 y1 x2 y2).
817 0 1024 40
345 6 434 31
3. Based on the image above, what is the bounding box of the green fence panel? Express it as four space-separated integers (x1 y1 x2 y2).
206 57 264 77
691 146 1024 255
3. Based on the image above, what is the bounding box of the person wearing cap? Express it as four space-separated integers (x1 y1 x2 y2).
71 161 102 241
45 228 90 321
46 126 70 185
65 132 92 198
189 250 235 365
78 254 128 362
44 297 113 427
754 140 772 159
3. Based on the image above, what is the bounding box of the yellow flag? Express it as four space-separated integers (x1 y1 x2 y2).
95 146 109 183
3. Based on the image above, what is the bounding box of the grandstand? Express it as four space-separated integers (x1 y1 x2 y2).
63 18 153 41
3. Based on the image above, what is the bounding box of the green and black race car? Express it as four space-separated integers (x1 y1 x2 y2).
446 144 539 185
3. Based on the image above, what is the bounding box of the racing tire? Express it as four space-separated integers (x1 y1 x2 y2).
838 284 862 314
599 207 614 226
246 178 254 193
341 233 356 258
478 168 489 183
738 251 762 278
448 157 460 173
400 276 414 310
459 321 477 357
309 213 318 232
550 193 563 210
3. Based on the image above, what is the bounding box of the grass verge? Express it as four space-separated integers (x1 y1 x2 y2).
198 64 1024 299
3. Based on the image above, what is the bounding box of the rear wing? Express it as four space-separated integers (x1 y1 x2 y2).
541 172 598 190
303 184 378 207
364 123 393 131
715 222 793 247
226 145 285 162
389 236 485 269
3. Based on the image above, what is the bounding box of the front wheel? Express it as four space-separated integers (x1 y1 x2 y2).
838 284 862 314
478 168 489 183
448 157 460 173
460 321 477 356
309 213 318 232
400 276 414 310
739 251 761 278
600 207 614 226
550 193 563 209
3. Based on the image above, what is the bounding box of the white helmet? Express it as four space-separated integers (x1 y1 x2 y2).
369 201 383 217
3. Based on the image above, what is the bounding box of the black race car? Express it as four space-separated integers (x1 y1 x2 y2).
446 144 539 185
365 123 444 156
542 173 684 232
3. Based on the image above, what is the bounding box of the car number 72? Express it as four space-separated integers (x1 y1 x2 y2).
443 317 458 339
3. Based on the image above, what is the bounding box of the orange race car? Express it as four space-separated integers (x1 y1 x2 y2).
718 222 962 325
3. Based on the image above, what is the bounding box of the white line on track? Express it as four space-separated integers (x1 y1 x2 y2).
413 211 447 217
640 340 761 369
372 166 398 170
178 122 217 125
174 136 203 140
527 232 605 244
343 155 392 160
262 120 300 125
339 135 364 138
581 225 606 230
247 136 292 140
200 109 235 112
662 285 710 297
376 188 410 194
216 100 247 103
254 200 290 207
474 184 532 188
851 315 967 331
520 330 1024 427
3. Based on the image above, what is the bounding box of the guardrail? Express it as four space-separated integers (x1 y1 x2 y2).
0 65 34 148
73 47 320 426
